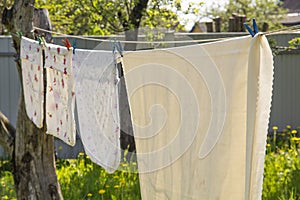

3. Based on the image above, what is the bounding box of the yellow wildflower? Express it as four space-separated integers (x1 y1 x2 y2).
98 189 105 194
291 130 297 134
266 144 271 147
287 125 292 129
113 175 119 179
291 137 300 141
272 126 278 130
122 163 128 167
105 185 110 188
78 152 85 156
87 193 93 197
114 185 120 189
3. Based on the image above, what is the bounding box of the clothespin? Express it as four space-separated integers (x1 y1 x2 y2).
62 38 72 50
37 36 42 45
244 18 259 37
72 39 77 54
16 31 22 38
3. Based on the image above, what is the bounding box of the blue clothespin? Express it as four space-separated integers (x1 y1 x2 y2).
244 18 259 37
72 39 77 54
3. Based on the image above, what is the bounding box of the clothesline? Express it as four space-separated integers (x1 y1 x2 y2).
32 25 300 45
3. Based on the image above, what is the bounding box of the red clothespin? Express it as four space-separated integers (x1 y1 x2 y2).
62 38 72 50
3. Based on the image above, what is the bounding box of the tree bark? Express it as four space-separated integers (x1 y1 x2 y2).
2 0 63 199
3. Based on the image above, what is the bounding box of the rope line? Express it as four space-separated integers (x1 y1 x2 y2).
29 25 300 44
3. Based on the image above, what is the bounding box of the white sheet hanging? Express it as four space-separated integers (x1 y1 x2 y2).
122 34 273 200
44 44 76 146
73 49 120 173
20 37 44 128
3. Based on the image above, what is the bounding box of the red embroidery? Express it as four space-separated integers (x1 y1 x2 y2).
61 79 64 88
57 127 60 132
54 55 56 62
26 55 29 60
34 74 38 82
63 68 67 75
57 47 60 54
56 103 58 109
48 46 51 50
48 113 52 118
64 132 67 137
53 78 56 84
71 92 75 97
50 66 53 69
30 95 33 103
37 48 40 53
60 120 63 125
49 86 53 92
38 65 41 71
30 64 33 70
34 111 37 116
63 56 66 65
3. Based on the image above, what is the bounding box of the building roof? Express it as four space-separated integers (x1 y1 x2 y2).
282 0 300 13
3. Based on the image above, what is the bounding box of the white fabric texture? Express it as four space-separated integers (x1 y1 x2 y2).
73 49 120 173
122 34 273 199
20 37 44 128
45 44 76 146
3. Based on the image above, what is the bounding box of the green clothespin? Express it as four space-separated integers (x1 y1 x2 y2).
16 31 22 38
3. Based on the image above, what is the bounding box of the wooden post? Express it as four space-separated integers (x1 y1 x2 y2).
214 17 221 32
262 22 269 32
229 17 235 32
205 22 213 32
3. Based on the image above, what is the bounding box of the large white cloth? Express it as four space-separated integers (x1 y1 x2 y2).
20 37 44 128
45 44 76 146
122 34 273 199
73 49 120 173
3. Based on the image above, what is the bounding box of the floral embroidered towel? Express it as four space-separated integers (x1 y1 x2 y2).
73 49 120 173
20 37 44 128
45 43 76 146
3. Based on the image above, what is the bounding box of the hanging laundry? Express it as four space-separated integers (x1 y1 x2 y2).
73 49 120 173
20 37 44 128
44 43 76 146
122 34 273 200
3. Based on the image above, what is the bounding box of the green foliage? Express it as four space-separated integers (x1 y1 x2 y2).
35 0 202 35
3 125 300 199
206 0 288 32
56 152 141 200
263 126 300 200
0 0 13 34
288 38 300 49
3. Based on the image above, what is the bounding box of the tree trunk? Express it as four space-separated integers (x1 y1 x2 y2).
2 0 63 199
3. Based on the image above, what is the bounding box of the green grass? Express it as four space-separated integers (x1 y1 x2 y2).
2 126 300 200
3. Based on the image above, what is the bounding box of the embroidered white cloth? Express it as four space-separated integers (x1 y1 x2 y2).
73 49 120 173
45 44 76 146
20 37 44 128
122 34 273 199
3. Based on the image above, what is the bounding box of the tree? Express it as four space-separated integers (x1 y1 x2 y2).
1 0 63 199
206 0 288 32
1 0 204 199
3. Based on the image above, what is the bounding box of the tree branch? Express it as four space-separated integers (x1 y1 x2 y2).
0 111 15 158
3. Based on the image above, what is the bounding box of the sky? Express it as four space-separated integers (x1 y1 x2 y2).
180 0 229 30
